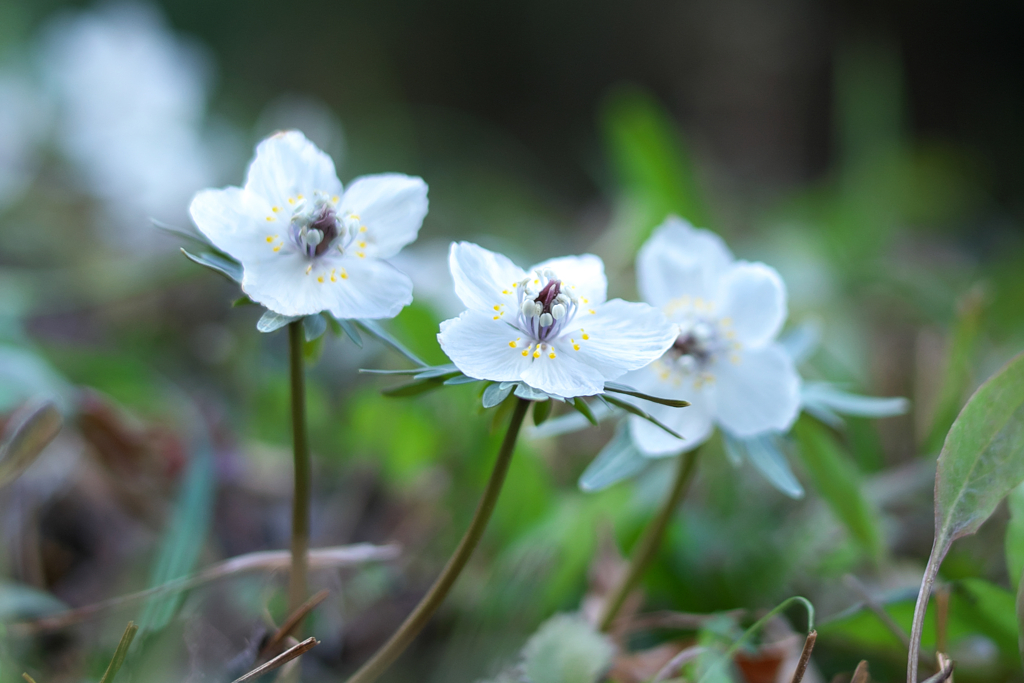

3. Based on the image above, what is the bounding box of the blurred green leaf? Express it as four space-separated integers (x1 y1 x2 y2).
138 430 215 634
357 318 428 367
601 85 708 247
0 399 62 489
603 381 690 408
0 581 67 621
521 614 614 683
568 397 598 426
337 319 363 347
599 393 682 439
256 310 299 333
578 422 647 493
482 382 513 409
1005 482 1024 587
532 398 552 426
792 418 883 560
924 287 985 455
303 313 327 342
98 622 138 683
724 432 804 499
180 248 242 284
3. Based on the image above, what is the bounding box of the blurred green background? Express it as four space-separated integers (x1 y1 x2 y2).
3 0 1024 681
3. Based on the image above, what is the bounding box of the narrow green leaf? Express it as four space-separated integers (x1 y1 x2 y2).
180 248 242 283
337 319 363 347
793 418 883 559
569 397 598 426
925 288 985 454
602 381 690 408
138 431 215 634
0 400 62 489
578 423 647 492
303 314 327 342
600 394 682 440
356 319 426 366
231 296 256 307
98 622 138 683
256 310 299 333
381 377 447 398
152 219 209 247
533 399 553 426
482 382 514 409
1017 570 1024 672
726 432 804 499
415 364 461 379
443 374 478 386
514 383 550 402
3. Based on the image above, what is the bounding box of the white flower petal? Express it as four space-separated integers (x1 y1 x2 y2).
338 173 428 259
709 343 801 438
717 261 787 347
619 365 710 455
241 252 412 319
189 187 272 261
449 242 526 314
244 130 342 209
531 254 607 305
637 216 733 308
520 349 607 398
438 311 533 383
557 299 676 380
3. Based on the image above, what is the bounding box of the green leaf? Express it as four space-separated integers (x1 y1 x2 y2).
602 381 690 408
180 248 242 283
522 614 615 683
483 382 513 409
99 622 138 683
256 310 299 333
578 422 648 492
337 318 363 347
909 350 1024 681
0 580 67 621
801 383 909 428
569 397 598 426
415 364 461 379
1017 571 1024 671
514 383 550 402
231 296 256 307
600 393 682 439
356 319 427 366
381 376 447 398
925 287 985 454
443 374 478 386
533 398 553 426
138 429 215 634
303 313 327 342
0 400 62 489
601 85 708 248
793 418 883 559
725 432 804 499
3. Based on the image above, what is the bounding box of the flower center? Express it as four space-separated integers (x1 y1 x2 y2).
516 269 578 342
288 198 360 258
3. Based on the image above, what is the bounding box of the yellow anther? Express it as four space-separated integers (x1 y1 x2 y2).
549 352 556 359
317 275 324 283
266 216 275 222
493 316 500 320
358 253 365 258
533 350 541 358
272 206 280 212
502 290 510 295
521 349 529 356
508 340 517 348
305 265 313 274
273 245 281 252
331 195 339 203
288 198 295 204
493 305 501 311
582 333 590 340
341 269 348 279
588 309 595 315
512 282 518 288
266 236 274 242
359 241 367 248
297 194 304 200
350 214 360 219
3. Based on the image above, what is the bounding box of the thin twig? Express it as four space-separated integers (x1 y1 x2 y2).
14 544 398 633
843 575 912 648
851 660 870 683
260 589 330 659
789 630 817 683
652 645 707 682
920 657 954 683
231 637 319 683
22 674 38 683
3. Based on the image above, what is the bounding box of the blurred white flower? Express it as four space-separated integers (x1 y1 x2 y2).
624 217 801 455
38 2 218 247
0 70 48 211
438 242 676 398
190 130 428 319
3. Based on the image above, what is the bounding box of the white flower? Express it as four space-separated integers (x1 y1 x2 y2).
39 3 218 248
624 217 801 455
190 130 427 320
438 242 677 398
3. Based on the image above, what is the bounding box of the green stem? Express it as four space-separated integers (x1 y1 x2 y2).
287 321 311 616
345 398 531 683
598 447 700 632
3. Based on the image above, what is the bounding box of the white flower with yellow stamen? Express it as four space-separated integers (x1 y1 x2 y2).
438 242 677 398
624 217 801 454
189 130 427 319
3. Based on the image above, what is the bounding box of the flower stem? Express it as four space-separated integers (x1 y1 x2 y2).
345 397 531 683
287 321 311 616
598 447 700 632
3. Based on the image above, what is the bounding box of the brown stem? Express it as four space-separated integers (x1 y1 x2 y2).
287 321 311 617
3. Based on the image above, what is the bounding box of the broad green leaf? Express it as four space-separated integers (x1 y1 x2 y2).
793 418 883 559
522 614 614 683
180 248 242 283
578 423 647 492
568 397 598 426
442 374 478 386
925 288 985 454
909 350 1024 682
0 400 62 488
533 398 553 427
256 310 299 333
138 430 215 634
337 319 363 347
724 432 804 499
514 383 550 402
303 313 327 342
